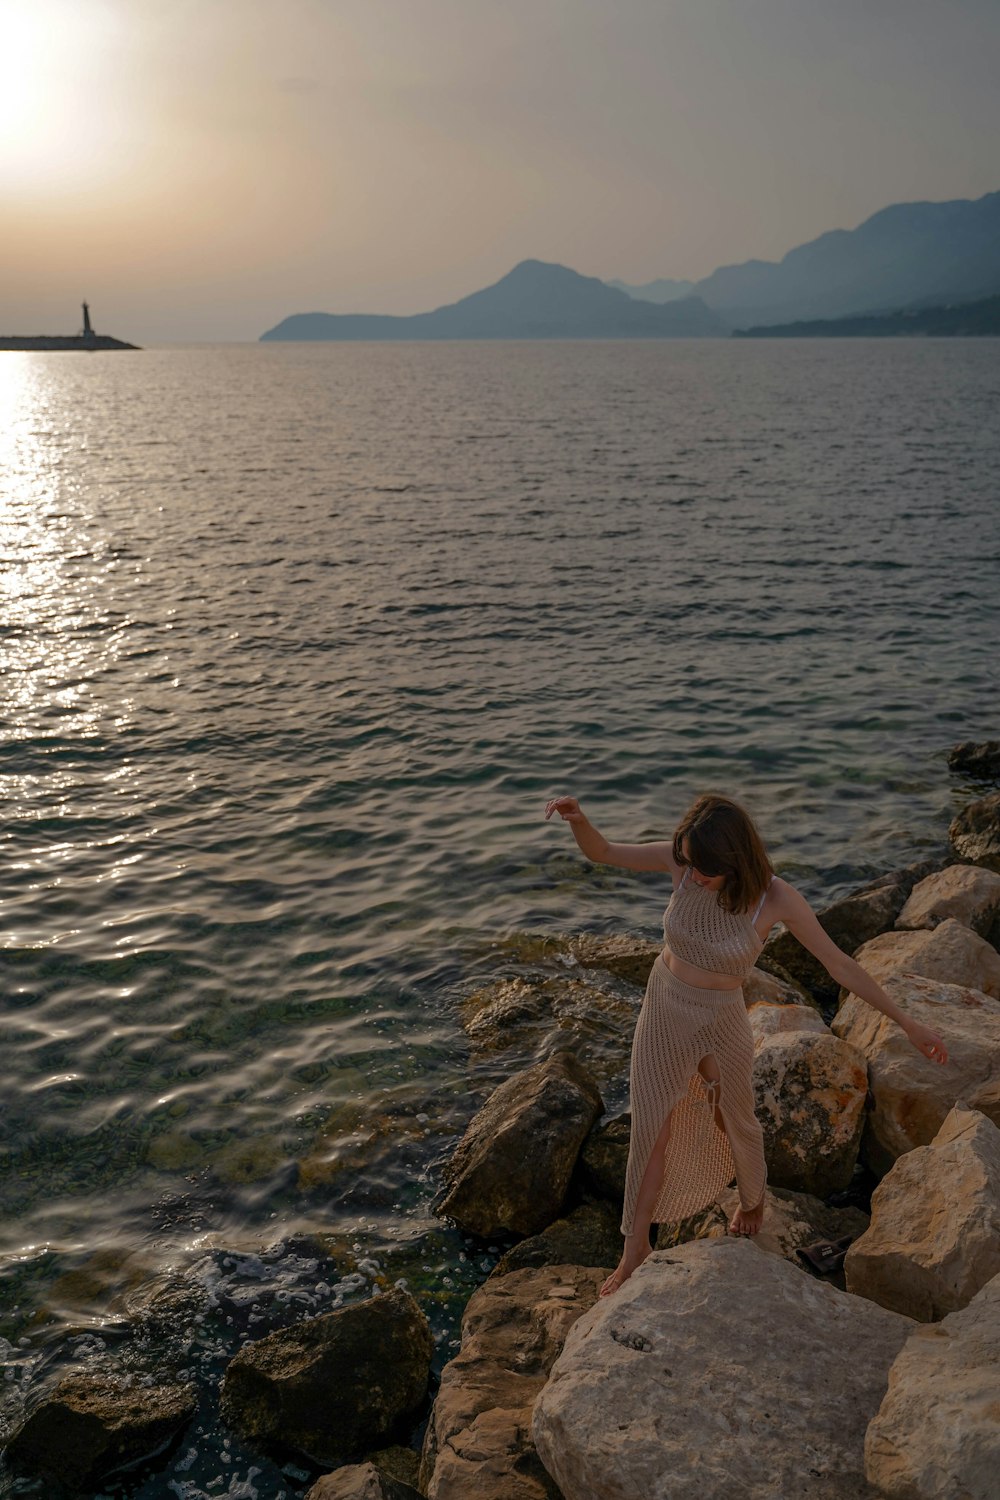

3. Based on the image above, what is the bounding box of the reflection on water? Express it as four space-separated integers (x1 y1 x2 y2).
1 339 998 1495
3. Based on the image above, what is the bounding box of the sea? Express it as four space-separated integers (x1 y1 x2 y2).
1 337 999 1497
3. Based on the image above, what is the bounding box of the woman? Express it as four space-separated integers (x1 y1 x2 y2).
544 792 948 1297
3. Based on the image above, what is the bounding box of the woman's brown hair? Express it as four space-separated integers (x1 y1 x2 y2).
671 794 773 913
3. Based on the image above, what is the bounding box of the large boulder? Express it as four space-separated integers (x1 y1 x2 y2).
306 1464 424 1500
220 1289 432 1467
852 918 1000 999
865 1270 1000 1500
751 1015 868 1198
420 1263 605 1500
3 1375 196 1492
845 1104 1000 1321
762 861 939 1006
434 1051 603 1238
949 790 1000 872
895 863 1000 947
533 1237 913 1500
948 739 1000 780
831 973 1000 1175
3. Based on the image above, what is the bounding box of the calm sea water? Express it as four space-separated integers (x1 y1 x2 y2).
1 338 998 1496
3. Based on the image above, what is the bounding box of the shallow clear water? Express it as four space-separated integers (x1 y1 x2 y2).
1 338 998 1496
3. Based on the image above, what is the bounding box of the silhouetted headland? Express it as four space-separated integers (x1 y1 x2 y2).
260 260 726 341
0 302 139 351
733 293 1000 338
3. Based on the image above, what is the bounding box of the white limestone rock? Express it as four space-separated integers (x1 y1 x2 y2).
864 1270 1000 1499
852 918 1000 999
831 973 1000 1175
845 1104 1000 1321
896 863 1000 942
533 1237 913 1500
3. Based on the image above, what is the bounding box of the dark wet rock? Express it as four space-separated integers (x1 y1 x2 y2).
364 1446 423 1490
306 1461 424 1500
763 859 941 1006
220 1288 432 1468
420 1263 605 1500
562 933 660 989
492 1200 624 1277
948 740 1000 781
950 790 1000 873
434 1050 603 1239
3 1373 196 1491
576 1111 631 1204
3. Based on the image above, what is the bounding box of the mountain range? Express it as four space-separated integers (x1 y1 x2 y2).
260 190 1000 341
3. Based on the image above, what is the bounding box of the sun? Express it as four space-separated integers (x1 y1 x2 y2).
0 1 127 194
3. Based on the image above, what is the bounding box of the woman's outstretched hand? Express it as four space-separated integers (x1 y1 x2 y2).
544 796 585 824
904 1019 948 1065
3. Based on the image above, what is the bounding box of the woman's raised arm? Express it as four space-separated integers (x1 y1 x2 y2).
544 797 676 874
770 879 948 1064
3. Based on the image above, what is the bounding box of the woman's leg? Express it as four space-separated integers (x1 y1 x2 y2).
697 1051 765 1236
600 1105 675 1297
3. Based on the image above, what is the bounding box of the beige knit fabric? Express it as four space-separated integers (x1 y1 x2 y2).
621 955 767 1233
663 868 766 975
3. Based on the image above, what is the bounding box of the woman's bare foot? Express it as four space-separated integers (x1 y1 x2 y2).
728 1197 765 1237
599 1235 651 1297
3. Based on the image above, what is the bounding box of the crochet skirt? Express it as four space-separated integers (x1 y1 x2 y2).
621 955 767 1233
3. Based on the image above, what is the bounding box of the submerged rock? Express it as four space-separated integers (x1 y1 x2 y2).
420 1263 605 1500
865 1269 1000 1500
220 1288 432 1467
832 973 1000 1174
845 1104 1000 1321
3 1373 196 1491
949 790 1000 872
434 1050 603 1238
532 1237 914 1500
948 739 1000 781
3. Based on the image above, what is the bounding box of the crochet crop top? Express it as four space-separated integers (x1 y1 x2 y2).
662 868 771 978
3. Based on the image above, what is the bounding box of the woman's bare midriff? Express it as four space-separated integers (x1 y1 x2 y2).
662 945 743 992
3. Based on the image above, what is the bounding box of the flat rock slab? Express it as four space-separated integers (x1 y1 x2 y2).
220 1288 432 1467
532 1237 913 1500
845 1104 1000 1321
421 1263 606 1500
434 1050 603 1238
4 1374 195 1491
865 1269 1000 1500
832 973 1000 1175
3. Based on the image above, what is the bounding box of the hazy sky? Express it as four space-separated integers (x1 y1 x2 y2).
2 0 998 342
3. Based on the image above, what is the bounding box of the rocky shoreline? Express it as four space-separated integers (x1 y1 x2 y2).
3 745 999 1499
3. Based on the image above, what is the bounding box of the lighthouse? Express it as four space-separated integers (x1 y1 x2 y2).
82 302 94 341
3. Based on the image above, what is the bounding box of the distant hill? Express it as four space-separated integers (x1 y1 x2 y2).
260 260 725 341
733 293 1000 338
606 276 695 304
693 191 1000 328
